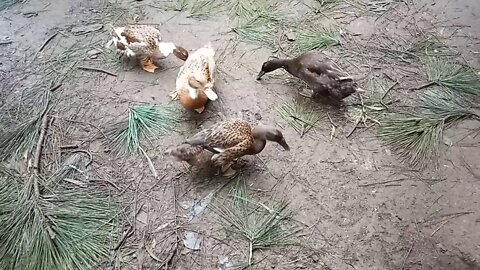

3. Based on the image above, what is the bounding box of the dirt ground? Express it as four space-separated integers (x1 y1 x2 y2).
1 0 479 269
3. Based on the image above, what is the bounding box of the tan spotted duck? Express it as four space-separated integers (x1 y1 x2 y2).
106 25 188 72
256 51 364 100
165 119 290 176
170 43 217 114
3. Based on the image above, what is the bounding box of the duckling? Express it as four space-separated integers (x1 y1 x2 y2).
256 51 364 100
170 43 217 114
165 119 290 176
106 24 188 73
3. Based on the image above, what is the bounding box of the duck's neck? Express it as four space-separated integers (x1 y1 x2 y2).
269 59 290 72
248 138 267 155
188 87 199 99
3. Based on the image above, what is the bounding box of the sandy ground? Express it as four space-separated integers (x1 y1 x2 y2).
0 0 479 269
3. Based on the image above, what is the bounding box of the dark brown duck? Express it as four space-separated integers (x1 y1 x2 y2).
256 51 364 100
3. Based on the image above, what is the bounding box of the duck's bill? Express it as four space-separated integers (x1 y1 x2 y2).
256 71 266 80
278 138 290 151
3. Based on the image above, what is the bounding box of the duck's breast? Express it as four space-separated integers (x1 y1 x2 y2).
179 89 208 110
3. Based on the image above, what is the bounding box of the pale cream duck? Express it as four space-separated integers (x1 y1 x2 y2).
170 43 217 114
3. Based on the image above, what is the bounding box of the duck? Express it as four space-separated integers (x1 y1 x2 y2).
106 24 188 73
170 43 217 114
256 51 364 100
164 119 290 176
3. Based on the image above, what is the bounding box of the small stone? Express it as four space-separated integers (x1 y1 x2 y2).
286 32 296 41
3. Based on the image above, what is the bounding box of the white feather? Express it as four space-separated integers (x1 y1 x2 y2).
213 148 225 153
158 42 176 57
188 87 198 99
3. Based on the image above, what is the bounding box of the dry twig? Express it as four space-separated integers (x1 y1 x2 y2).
78 66 117 77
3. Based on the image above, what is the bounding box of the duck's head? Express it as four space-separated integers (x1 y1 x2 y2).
158 42 189 60
256 57 284 80
173 45 189 61
252 125 290 151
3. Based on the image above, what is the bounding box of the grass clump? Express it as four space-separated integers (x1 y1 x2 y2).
211 177 295 265
0 157 118 270
425 57 480 95
105 105 179 155
278 100 320 137
290 28 339 54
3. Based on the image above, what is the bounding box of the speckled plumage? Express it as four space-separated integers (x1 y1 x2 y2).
257 51 361 100
107 24 188 72
165 119 290 172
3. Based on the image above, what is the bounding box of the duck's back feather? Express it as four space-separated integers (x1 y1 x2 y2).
287 51 358 99
186 119 253 150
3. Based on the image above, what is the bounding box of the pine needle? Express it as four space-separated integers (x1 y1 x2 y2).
105 105 179 155
409 36 454 57
278 100 320 137
289 28 339 54
210 177 295 256
419 88 479 120
425 57 480 96
379 83 480 168
0 0 17 11
229 0 286 48
0 93 50 162
379 116 444 168
187 0 220 19
0 159 118 270
316 0 342 10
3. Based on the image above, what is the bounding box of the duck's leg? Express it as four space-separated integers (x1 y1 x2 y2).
140 57 158 73
221 162 237 177
298 87 315 98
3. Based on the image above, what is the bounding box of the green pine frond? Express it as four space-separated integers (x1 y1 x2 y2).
425 57 480 95
211 177 295 252
290 28 339 54
379 116 444 168
105 105 180 155
0 157 118 270
278 100 320 137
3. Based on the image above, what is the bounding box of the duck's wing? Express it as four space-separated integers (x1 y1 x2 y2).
306 60 348 80
118 25 162 54
186 119 252 151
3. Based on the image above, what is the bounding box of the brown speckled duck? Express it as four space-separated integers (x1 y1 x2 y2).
165 119 290 176
106 24 188 72
256 51 364 100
